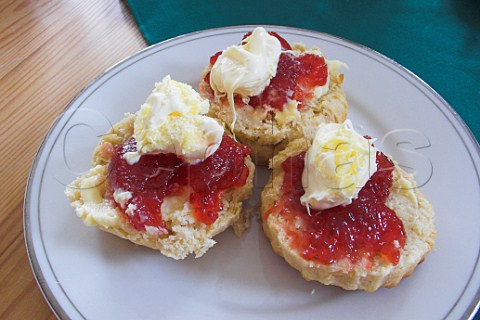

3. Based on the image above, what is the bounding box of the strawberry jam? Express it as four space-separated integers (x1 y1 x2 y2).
108 135 250 231
266 152 406 267
249 53 327 110
205 32 328 111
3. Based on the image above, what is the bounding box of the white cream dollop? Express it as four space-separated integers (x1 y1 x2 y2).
300 120 377 210
124 75 224 164
210 27 281 98
209 27 281 131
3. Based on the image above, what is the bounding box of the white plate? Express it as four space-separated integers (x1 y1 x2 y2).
24 26 480 320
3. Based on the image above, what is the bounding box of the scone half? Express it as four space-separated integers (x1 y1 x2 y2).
66 114 255 260
199 29 348 166
261 138 436 291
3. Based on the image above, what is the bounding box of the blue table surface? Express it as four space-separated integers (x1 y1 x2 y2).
125 0 480 319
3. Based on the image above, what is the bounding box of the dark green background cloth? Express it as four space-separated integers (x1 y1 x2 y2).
126 0 480 142
125 1 479 317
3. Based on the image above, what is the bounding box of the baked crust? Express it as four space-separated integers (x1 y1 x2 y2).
261 138 436 291
65 114 255 259
199 43 348 166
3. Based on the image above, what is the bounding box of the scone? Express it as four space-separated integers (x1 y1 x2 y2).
261 121 436 291
65 76 255 259
199 27 348 165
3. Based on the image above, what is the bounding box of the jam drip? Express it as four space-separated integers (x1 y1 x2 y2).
108 135 250 231
205 32 328 111
268 152 406 266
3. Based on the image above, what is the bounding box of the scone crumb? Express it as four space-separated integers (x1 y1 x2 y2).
232 206 254 236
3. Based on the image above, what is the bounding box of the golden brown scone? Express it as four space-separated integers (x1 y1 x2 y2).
65 114 255 260
261 138 436 291
199 43 348 166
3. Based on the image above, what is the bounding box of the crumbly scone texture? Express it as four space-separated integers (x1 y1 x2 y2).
65 114 255 260
260 138 436 291
199 43 348 166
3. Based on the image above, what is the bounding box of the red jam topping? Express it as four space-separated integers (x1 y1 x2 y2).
205 32 328 111
249 53 327 110
266 152 406 267
108 135 250 231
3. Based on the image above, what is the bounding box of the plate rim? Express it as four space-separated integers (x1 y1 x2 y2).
23 24 480 320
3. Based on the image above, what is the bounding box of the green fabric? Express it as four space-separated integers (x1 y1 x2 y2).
126 0 480 142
